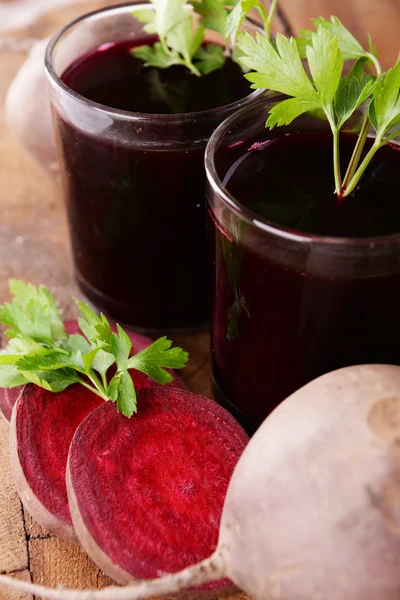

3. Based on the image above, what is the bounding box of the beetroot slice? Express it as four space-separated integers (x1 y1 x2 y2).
0 387 21 422
0 320 185 422
67 388 248 591
10 384 103 543
0 320 79 422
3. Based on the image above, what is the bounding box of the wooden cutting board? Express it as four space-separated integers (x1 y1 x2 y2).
0 0 398 597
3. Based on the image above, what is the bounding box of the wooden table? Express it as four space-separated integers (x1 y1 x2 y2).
0 0 398 597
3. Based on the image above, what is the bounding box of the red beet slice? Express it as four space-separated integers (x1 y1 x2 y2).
10 384 103 543
67 388 248 592
0 320 79 422
0 320 185 422
0 387 21 422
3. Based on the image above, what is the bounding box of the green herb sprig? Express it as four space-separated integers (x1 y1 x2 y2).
0 281 188 418
234 15 400 199
131 0 278 76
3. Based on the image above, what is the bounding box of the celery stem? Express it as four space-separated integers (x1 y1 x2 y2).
342 139 382 197
342 115 370 191
264 0 278 42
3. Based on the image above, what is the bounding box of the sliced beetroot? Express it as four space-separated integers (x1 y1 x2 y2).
0 320 185 422
0 320 80 422
67 388 248 591
0 388 21 422
10 384 103 543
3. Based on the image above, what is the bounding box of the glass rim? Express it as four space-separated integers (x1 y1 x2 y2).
205 97 400 248
44 0 263 123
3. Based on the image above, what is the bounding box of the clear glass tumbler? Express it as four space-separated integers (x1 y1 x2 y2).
45 2 263 331
206 99 400 433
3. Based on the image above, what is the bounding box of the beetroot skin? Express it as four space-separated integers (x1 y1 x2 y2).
0 320 79 422
67 388 249 593
10 383 103 543
0 320 185 422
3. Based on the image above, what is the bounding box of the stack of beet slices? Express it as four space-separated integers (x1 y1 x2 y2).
1 321 248 597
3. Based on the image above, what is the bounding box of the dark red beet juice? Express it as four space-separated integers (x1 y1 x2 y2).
56 38 251 330
210 131 400 432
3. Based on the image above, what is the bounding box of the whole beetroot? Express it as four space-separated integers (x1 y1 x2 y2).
2 364 400 599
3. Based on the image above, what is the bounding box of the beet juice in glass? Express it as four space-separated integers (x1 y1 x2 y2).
206 99 400 433
45 3 261 330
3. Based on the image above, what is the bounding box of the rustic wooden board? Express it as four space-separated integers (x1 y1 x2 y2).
0 0 397 597
0 1 269 597
279 0 400 69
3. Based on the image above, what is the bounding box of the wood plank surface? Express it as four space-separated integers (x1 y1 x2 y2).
0 2 258 597
279 0 400 69
0 0 398 598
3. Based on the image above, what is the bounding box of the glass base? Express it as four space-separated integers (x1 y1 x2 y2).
212 375 259 436
76 273 209 335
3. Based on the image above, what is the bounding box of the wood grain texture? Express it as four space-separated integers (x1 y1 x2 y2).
278 0 400 69
0 0 396 597
0 2 265 596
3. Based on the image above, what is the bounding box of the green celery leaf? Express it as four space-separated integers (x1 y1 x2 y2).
334 65 376 127
110 325 132 370
167 11 203 64
298 16 369 62
91 349 115 379
195 43 226 74
369 58 400 138
153 0 188 41
0 300 52 342
7 335 51 356
239 31 319 101
16 351 80 373
0 364 29 387
225 0 266 43
312 16 365 61
267 97 326 128
193 0 228 36
132 43 180 68
0 354 26 365
75 302 101 325
108 371 137 417
107 375 119 402
68 334 91 354
368 33 379 59
9 280 66 341
22 369 81 393
131 7 157 33
118 371 137 416
238 31 323 127
306 25 343 107
82 347 104 372
93 314 113 346
294 28 313 58
127 336 188 383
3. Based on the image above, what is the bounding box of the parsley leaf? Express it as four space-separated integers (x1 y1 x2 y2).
132 0 203 75
296 16 381 75
334 62 376 128
8 280 66 341
369 58 400 140
109 370 137 417
132 43 180 69
225 0 267 43
0 281 189 417
306 25 343 107
195 44 226 74
127 336 189 384
193 0 228 36
238 30 325 128
0 364 29 387
239 32 318 100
